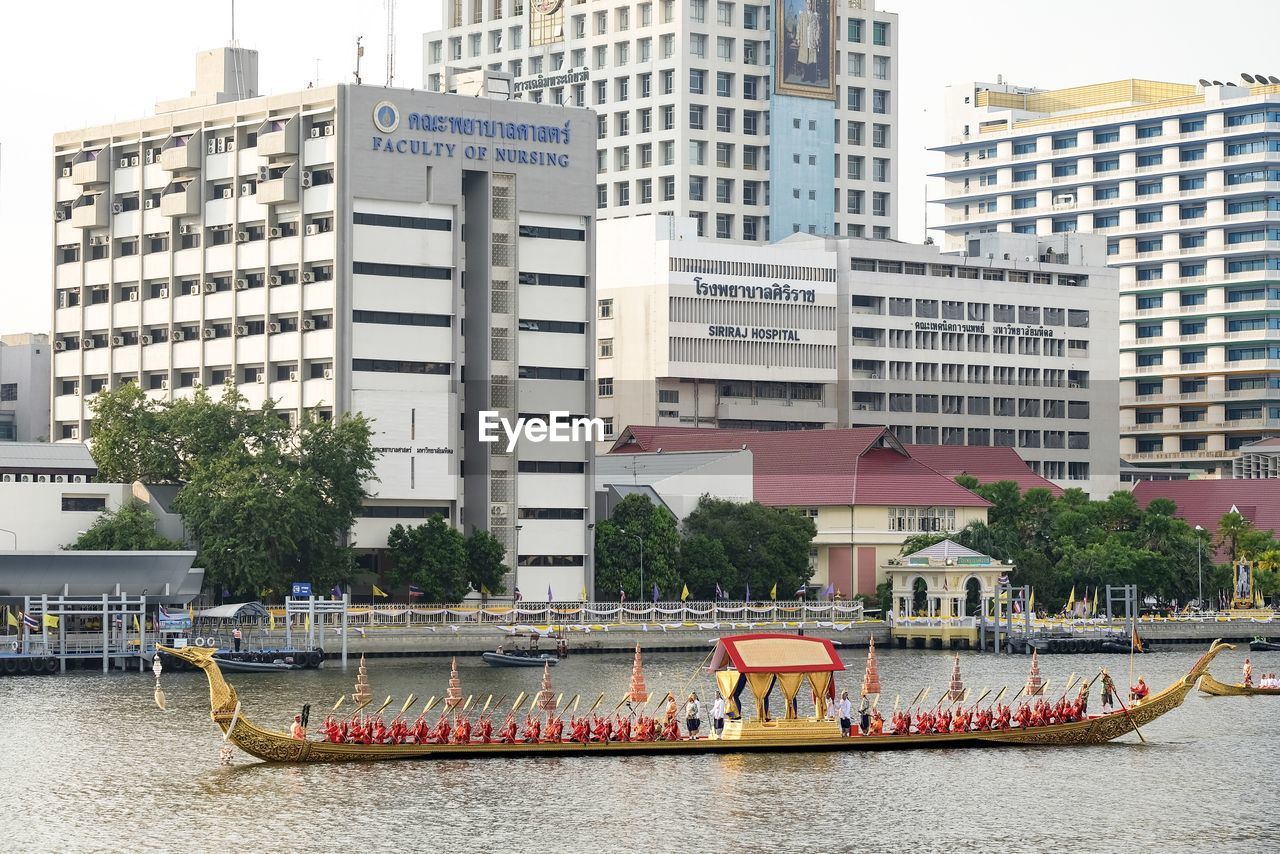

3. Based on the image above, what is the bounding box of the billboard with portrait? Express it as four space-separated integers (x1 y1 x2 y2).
775 0 835 99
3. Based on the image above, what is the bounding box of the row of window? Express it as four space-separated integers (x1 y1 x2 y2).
1132 376 1280 396
852 360 1089 389
975 110 1280 159
56 362 334 395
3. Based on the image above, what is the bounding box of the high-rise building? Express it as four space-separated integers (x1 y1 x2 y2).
936 77 1280 477
596 215 1119 496
424 0 899 242
50 49 598 596
0 334 52 442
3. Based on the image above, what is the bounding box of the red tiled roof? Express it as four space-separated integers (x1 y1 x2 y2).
609 426 991 508
1132 479 1280 539
904 444 1064 496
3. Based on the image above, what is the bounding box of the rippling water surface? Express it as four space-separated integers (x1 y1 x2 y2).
1 645 1276 853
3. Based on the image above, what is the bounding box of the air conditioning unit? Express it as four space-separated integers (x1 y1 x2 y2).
268 274 282 286
216 137 226 153
68 428 80 440
20 474 32 483
257 166 270 182
54 210 66 222
267 322 281 334
110 335 124 346
300 170 313 188
288 370 299 382
301 319 315 331
240 183 253 196
158 287 169 298
179 224 194 235
128 290 139 301
235 278 248 290
310 126 322 139
130 155 140 167
140 334 152 345
120 157 130 168
72 475 86 483
144 149 155 164
53 340 66 352
61 167 72 178
323 367 334 380
235 324 249 336
0 474 12 482
82 338 95 349
54 475 67 483
324 124 335 137
111 202 124 214
160 378 170 390
201 327 216 340
89 235 108 246
207 139 217 155
144 198 155 210
255 371 265 384
170 331 184 342
300 271 315 284
304 223 319 236
268 227 282 238
235 230 249 243
37 474 50 483
202 281 217 294
220 188 234 199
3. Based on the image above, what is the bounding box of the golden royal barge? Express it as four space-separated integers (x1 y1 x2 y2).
160 634 1230 763
1198 672 1280 697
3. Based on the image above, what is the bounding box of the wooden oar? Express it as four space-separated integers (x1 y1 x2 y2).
349 699 371 720
1113 689 1147 744
571 694 582 714
510 691 528 713
332 695 346 713
479 694 494 715
398 694 417 717
892 694 901 713
373 696 393 716
586 692 606 714
984 686 1007 708
969 688 992 710
461 694 474 713
421 696 439 716
906 687 925 710
613 692 632 712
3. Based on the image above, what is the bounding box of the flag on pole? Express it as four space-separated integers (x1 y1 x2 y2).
1091 589 1099 617
372 585 388 599
547 585 554 603
158 605 172 620
1065 586 1076 613
770 582 777 601
619 588 626 603
5 608 17 629
823 582 835 598
331 584 343 599
269 610 276 631
132 615 141 633
580 585 587 601
1028 589 1035 614
480 583 491 596
680 584 690 602
41 614 58 629
794 585 806 598
1131 625 1144 654
652 583 659 603
714 583 724 600
22 611 38 630
745 583 751 602
408 585 424 599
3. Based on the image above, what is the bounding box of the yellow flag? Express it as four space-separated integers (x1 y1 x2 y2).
43 614 59 629
269 610 277 631
680 584 690 602
480 584 491 596
580 585 587 601
1066 586 1076 611
770 582 778 601
1028 589 1035 613
372 585 388 599
1091 589 1099 616
305 614 311 631
132 614 141 633
4 608 16 628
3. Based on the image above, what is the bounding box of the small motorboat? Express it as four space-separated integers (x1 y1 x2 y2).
213 653 304 673
481 631 566 667
1248 638 1280 652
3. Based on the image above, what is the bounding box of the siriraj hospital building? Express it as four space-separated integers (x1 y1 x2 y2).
49 49 597 598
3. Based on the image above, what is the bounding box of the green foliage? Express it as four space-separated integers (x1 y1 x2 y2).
680 496 816 600
593 493 682 600
67 500 184 551
88 384 376 599
465 529 507 596
387 517 469 603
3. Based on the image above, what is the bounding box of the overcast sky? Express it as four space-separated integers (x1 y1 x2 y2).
1 0 1274 335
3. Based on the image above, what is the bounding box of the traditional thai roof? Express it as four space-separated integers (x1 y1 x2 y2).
1132 479 1280 539
902 539 987 562
903 444 1064 496
706 633 846 674
609 426 992 509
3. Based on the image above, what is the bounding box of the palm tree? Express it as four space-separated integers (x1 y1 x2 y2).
1216 511 1251 561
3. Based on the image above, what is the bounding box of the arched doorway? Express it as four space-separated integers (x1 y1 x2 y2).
965 577 982 617
912 577 928 616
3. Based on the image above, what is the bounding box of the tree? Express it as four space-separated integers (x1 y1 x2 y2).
387 517 469 603
465 529 507 596
593 494 681 600
1216 511 1252 561
678 534 734 599
88 384 377 599
682 497 815 599
67 500 184 551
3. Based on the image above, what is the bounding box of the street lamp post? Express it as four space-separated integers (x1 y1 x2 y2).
621 530 643 601
1195 525 1204 611
514 524 523 604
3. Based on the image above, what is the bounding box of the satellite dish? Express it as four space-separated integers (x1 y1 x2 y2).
1212 80 1224 86
1241 73 1256 84
1269 75 1280 84
1254 72 1268 82
1198 78 1211 87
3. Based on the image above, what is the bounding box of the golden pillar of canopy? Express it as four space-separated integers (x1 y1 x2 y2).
715 670 740 718
808 671 832 720
774 672 807 720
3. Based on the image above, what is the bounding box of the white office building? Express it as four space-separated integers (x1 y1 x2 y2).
936 77 1280 477
50 48 598 596
424 0 899 242
596 216 1119 495
0 334 51 442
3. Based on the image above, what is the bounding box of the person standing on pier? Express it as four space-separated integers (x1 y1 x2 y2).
232 627 242 652
711 692 726 739
838 691 853 737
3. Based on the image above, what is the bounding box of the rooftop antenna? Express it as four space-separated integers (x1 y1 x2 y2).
385 0 397 87
354 36 364 85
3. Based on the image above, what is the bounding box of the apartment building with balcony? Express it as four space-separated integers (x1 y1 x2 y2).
424 0 899 242
50 49 598 596
935 77 1280 476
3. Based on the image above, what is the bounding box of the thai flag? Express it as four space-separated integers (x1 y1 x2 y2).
158 605 172 620
745 583 751 602
331 584 343 599
547 585 554 603
652 583 660 603
714 583 724 600
22 611 38 630
408 585 423 599
794 585 807 598
823 582 835 598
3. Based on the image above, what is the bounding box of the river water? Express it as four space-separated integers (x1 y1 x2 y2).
1 645 1276 853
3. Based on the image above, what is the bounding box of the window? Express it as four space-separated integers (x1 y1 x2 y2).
872 90 889 114
0 383 16 401
1136 123 1163 139
872 21 889 46
62 496 108 512
1094 129 1120 145
1137 152 1163 167
1136 180 1162 196
1052 134 1078 151
848 18 863 42
598 339 613 358
873 55 890 80
1095 185 1119 201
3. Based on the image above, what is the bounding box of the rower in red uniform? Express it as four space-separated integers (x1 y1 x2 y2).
868 711 884 735
477 716 493 744
615 716 632 742
660 713 681 741
544 716 564 743
936 708 952 734
522 714 541 743
1129 677 1149 703
498 714 518 744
